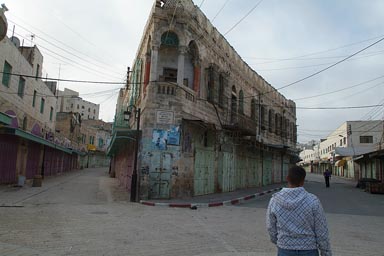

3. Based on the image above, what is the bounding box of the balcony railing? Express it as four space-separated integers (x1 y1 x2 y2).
222 111 258 136
156 82 195 102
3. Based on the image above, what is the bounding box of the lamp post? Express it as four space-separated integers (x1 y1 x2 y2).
124 105 141 202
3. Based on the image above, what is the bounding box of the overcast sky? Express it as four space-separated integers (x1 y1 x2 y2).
5 0 384 143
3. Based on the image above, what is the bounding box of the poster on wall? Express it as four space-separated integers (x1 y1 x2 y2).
152 129 168 150
167 126 180 145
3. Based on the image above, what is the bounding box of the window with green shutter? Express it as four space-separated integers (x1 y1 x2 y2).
17 77 25 98
2 61 12 87
50 107 53 121
40 98 45 114
32 90 37 107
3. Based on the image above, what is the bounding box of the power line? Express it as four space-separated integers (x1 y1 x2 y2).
274 36 384 93
252 50 384 71
224 0 264 36
211 0 231 22
243 33 384 63
199 0 206 8
296 104 383 110
0 72 125 84
15 33 122 80
292 75 384 101
7 19 124 76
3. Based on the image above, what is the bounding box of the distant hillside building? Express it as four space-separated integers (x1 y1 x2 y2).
57 88 100 120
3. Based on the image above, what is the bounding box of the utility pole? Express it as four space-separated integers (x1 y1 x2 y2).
126 67 131 89
130 108 141 202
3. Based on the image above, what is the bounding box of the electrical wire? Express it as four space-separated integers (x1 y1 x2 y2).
199 0 206 8
7 19 124 76
12 31 123 81
0 72 125 84
211 0 231 22
292 75 384 101
252 50 384 71
223 0 264 36
273 36 384 93
243 33 384 63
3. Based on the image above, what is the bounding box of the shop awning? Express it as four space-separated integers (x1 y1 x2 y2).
107 130 140 156
334 159 346 167
0 126 73 154
0 112 12 125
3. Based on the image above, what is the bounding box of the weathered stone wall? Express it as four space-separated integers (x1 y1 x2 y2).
113 0 298 199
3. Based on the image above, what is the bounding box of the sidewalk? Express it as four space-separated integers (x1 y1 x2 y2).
141 182 285 208
0 169 87 206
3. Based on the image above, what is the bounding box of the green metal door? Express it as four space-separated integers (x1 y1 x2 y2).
263 152 272 185
149 152 172 199
246 155 259 188
219 151 235 192
236 154 247 189
194 148 215 196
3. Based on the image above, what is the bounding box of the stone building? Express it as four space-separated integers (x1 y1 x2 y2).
57 88 100 120
0 35 78 184
108 0 298 199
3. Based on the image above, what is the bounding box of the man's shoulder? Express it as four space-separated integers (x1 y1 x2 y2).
304 191 321 205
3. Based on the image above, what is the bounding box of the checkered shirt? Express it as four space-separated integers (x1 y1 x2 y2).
266 187 332 256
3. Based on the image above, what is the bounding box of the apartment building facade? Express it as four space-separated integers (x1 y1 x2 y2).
108 0 298 199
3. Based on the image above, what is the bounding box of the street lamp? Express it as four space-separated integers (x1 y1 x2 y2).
124 105 141 202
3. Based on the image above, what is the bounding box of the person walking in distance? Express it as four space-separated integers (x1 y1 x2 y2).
323 169 331 188
266 166 332 256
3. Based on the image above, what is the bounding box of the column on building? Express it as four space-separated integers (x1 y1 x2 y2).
149 45 159 83
193 59 201 93
177 46 186 86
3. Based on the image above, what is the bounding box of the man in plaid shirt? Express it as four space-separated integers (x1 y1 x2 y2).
266 166 332 256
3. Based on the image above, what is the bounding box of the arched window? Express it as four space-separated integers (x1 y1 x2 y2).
268 109 274 133
239 90 244 114
161 31 179 47
218 74 224 107
231 86 237 123
22 116 27 130
251 98 256 120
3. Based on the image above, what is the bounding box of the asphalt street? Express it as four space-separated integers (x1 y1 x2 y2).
0 168 383 256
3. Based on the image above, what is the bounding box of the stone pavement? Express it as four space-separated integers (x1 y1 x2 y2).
0 167 383 256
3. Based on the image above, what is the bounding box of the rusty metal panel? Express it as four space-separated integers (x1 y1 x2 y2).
263 152 272 185
236 153 247 189
194 148 215 196
0 135 17 184
283 155 289 180
218 151 235 193
272 153 282 183
246 154 260 188
149 152 172 199
26 142 40 179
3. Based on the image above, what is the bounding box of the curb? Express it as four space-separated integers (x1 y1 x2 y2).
140 187 282 208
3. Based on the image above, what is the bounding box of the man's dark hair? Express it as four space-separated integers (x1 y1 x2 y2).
288 166 306 186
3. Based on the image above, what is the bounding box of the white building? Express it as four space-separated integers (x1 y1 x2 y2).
300 120 383 179
57 88 99 120
0 36 57 135
319 121 383 161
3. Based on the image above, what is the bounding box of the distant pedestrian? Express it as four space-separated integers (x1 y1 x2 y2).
266 166 332 256
323 169 331 188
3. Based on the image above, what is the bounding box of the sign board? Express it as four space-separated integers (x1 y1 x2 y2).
156 110 174 124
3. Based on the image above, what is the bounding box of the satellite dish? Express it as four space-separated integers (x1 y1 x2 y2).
10 36 20 47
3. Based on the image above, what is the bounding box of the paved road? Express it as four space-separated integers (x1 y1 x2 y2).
0 169 383 256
